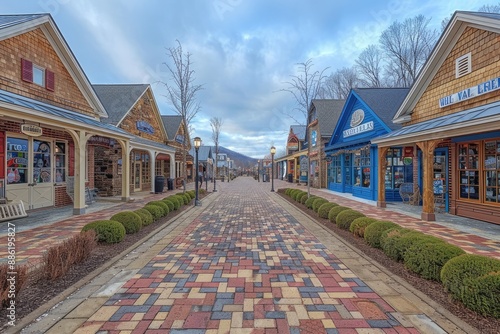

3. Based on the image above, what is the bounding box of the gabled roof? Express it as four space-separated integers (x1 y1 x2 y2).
393 11 500 123
310 99 346 136
353 88 409 131
161 115 183 140
188 146 213 161
93 84 149 125
290 125 306 140
0 14 107 118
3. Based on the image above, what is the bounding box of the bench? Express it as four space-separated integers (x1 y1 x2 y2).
0 200 28 222
399 183 421 205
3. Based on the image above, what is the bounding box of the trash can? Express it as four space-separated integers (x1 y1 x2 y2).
288 173 293 183
263 174 267 182
167 178 174 191
154 175 165 194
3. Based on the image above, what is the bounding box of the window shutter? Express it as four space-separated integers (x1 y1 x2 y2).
0 131 5 179
68 142 75 176
45 70 55 91
21 58 33 82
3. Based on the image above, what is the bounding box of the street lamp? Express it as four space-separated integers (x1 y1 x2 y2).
227 157 230 182
206 157 211 192
270 146 276 192
194 137 202 206
257 160 260 182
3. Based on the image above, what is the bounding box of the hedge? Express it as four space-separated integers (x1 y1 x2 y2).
392 232 444 261
380 227 413 261
318 202 338 219
312 198 328 212
134 208 154 226
350 217 378 237
461 271 500 318
162 198 175 212
110 211 143 234
294 191 307 202
305 196 319 209
327 206 349 223
147 201 170 216
336 209 365 230
300 193 309 204
81 220 125 244
364 221 398 248
144 205 163 221
167 196 181 210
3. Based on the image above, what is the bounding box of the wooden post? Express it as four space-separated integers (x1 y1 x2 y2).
377 146 389 208
416 140 440 221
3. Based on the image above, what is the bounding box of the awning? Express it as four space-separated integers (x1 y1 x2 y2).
372 101 500 146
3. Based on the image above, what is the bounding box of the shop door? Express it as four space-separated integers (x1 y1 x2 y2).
6 137 54 209
134 161 142 191
433 149 448 212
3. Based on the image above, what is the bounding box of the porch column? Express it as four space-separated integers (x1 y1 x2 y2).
170 153 175 180
70 130 91 215
377 146 389 208
149 149 156 194
117 140 130 202
416 140 441 221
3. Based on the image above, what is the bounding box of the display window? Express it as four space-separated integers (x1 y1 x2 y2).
328 155 341 184
354 148 370 187
385 148 413 189
458 143 479 200
7 137 28 184
344 154 351 185
484 140 500 203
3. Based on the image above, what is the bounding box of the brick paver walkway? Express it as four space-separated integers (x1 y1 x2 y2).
75 178 420 333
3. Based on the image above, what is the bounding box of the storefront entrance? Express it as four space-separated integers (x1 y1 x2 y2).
134 161 142 192
6 137 55 209
433 149 448 212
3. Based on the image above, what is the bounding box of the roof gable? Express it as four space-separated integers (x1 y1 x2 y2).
393 11 500 123
309 99 345 136
93 84 149 125
0 14 107 118
161 115 183 140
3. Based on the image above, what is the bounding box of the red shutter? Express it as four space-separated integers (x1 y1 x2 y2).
69 142 75 176
0 131 5 179
45 70 55 91
21 58 33 82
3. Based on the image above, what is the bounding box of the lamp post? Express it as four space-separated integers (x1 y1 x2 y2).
194 137 202 206
257 160 260 182
206 158 211 192
227 157 230 182
213 156 217 192
270 146 276 192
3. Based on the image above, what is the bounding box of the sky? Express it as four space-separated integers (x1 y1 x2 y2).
2 0 490 158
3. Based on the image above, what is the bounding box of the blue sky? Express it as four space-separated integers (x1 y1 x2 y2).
2 0 489 158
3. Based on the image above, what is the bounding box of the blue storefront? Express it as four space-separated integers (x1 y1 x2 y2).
325 88 410 201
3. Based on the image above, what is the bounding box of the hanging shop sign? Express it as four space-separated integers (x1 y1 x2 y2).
136 120 155 134
300 156 308 172
88 136 114 148
175 134 185 144
20 124 42 137
439 76 500 108
403 146 414 157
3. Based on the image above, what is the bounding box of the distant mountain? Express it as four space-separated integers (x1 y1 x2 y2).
216 146 257 169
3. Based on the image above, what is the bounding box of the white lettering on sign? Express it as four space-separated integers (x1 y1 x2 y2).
439 77 500 108
343 121 374 138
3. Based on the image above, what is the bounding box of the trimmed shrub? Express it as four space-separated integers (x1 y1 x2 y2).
300 193 309 204
294 191 306 202
403 242 465 281
289 189 301 200
162 199 175 212
336 210 365 230
144 205 163 221
312 198 328 212
285 188 292 196
186 190 195 199
173 194 187 206
328 206 349 223
364 221 398 248
441 254 500 302
380 227 413 261
82 220 125 244
134 208 154 226
147 201 170 216
167 196 181 210
394 232 444 260
180 193 191 204
305 196 319 209
350 217 378 237
318 202 338 218
461 271 500 318
111 211 143 234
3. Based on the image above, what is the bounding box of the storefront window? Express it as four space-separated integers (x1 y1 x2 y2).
484 140 500 203
328 155 341 184
6 137 28 184
385 148 413 189
344 154 351 185
33 140 51 183
142 153 150 184
55 142 66 183
354 148 370 187
458 143 479 200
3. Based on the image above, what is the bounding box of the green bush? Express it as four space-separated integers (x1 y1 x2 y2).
364 221 398 248
461 271 500 318
350 217 378 237
289 189 301 200
312 198 328 212
147 201 169 216
134 208 153 226
82 220 125 244
327 206 349 223
305 196 319 209
393 232 444 261
336 210 365 230
110 211 143 234
186 190 195 199
180 193 191 204
403 242 465 281
300 193 309 204
173 194 187 206
441 254 500 302
294 191 306 202
167 196 181 210
285 188 292 196
318 202 338 218
144 204 163 221
162 198 175 212
380 227 413 261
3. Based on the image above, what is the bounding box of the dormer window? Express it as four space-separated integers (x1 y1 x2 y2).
21 58 55 91
455 53 471 78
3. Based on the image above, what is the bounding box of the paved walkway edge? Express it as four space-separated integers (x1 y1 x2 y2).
272 193 479 334
8 193 218 334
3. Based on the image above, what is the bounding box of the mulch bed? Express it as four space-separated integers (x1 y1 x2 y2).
277 189 500 334
0 193 206 332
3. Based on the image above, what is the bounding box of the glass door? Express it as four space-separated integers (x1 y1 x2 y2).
434 148 448 212
134 161 142 191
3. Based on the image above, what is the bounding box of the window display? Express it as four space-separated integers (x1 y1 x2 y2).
458 143 479 200
484 140 500 203
354 148 370 187
384 148 413 189
6 137 28 184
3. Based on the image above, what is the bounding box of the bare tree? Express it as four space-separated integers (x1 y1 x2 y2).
323 67 360 99
162 40 203 185
279 59 329 125
479 3 500 12
356 45 384 88
380 15 438 87
210 117 223 192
